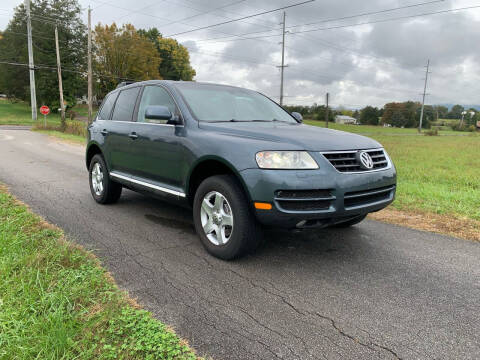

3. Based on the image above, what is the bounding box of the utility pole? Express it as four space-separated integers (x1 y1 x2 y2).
55 25 65 128
325 92 330 128
87 6 93 124
25 0 37 121
418 59 430 133
278 11 287 106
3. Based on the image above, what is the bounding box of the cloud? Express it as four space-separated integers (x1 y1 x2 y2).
2 0 480 107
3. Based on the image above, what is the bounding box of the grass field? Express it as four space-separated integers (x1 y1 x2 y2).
375 135 480 220
0 98 95 125
0 186 199 360
303 120 461 136
0 98 62 126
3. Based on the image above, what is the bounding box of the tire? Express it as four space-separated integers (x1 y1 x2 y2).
333 214 367 228
193 175 262 260
89 154 122 204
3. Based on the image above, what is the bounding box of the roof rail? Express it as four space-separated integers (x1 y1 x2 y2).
116 81 136 89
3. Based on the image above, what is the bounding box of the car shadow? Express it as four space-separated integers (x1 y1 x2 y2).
121 190 371 264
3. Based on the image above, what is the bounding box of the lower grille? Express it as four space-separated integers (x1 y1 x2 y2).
275 189 331 199
275 189 335 212
322 148 389 173
278 200 331 212
344 185 395 208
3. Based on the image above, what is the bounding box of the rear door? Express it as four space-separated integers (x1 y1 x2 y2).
107 86 141 174
128 85 184 189
95 92 118 169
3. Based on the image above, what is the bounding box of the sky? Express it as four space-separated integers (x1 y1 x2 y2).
1 0 480 108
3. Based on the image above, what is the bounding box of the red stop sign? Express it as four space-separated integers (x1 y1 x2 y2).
40 105 50 115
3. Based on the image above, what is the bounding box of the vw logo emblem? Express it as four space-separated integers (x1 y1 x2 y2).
358 151 374 170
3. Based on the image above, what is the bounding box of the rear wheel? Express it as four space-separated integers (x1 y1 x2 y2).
333 214 367 228
89 154 122 204
193 175 262 260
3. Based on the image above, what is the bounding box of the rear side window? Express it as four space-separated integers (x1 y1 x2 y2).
98 92 118 120
111 87 141 122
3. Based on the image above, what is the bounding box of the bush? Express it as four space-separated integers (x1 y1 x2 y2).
33 120 87 137
64 120 87 137
424 129 438 136
67 110 77 120
452 123 477 132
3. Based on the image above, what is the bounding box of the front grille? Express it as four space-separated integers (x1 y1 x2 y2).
322 149 389 173
344 185 395 208
275 189 334 212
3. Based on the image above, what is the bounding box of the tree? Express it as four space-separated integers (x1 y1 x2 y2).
472 112 480 127
449 104 464 119
94 23 161 98
0 0 86 108
382 103 410 127
433 105 448 119
359 106 379 125
139 28 196 81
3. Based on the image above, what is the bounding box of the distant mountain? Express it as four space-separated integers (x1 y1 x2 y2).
435 104 480 111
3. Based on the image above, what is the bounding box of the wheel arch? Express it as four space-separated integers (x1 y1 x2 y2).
186 156 252 205
86 142 103 170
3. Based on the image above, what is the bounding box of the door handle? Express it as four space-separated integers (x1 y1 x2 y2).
100 129 108 136
129 132 138 140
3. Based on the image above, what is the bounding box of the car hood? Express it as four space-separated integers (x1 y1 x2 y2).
198 122 381 151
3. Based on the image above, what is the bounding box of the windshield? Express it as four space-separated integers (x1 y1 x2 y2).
174 83 297 123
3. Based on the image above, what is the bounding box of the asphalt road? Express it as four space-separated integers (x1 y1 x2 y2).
1 128 479 360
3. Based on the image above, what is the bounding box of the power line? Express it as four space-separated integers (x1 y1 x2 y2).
289 5 480 35
165 0 315 37
160 0 247 28
88 0 280 47
287 0 445 29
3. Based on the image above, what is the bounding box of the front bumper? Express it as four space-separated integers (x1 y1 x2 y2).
240 155 396 228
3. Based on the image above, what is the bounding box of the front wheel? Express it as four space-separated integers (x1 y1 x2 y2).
89 154 122 204
193 175 262 260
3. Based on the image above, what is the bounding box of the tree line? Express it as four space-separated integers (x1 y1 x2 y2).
285 102 479 129
0 0 195 110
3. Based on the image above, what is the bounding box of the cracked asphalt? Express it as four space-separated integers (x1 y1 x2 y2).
1 129 479 360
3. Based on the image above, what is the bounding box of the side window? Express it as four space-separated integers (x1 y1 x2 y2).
137 86 178 124
98 92 118 120
111 87 141 122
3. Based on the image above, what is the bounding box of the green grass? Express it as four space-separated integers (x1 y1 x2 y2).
0 187 200 360
33 129 86 144
377 135 480 220
0 98 61 126
0 99 96 126
304 120 459 136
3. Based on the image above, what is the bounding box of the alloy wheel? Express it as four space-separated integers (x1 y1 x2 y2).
200 191 234 245
91 162 104 196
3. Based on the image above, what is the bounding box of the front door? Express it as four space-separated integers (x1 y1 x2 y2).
128 85 184 189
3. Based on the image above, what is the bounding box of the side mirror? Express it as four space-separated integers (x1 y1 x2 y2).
291 112 303 123
145 105 173 121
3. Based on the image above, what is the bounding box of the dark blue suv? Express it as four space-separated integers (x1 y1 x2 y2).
86 81 396 259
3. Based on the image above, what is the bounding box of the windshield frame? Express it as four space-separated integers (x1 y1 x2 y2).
173 83 300 124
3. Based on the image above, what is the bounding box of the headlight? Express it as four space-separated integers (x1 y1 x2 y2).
255 151 319 169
